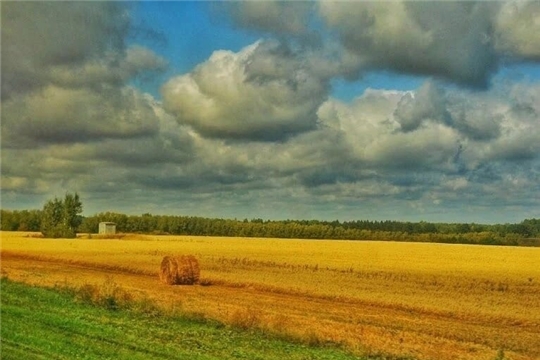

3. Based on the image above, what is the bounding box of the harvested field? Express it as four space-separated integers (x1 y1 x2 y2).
1 231 539 360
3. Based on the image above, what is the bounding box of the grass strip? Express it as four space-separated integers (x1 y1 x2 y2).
1 277 409 360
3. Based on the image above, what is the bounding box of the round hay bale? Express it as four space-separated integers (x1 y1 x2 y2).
160 255 200 285
159 256 179 285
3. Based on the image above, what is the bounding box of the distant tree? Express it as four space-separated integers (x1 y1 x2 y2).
0 210 18 230
18 210 42 231
79 216 99 234
0 209 42 231
41 197 65 238
41 193 83 238
63 192 83 233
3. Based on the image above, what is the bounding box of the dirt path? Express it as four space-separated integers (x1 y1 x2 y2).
2 252 538 360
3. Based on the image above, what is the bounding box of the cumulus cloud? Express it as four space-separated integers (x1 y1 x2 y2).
0 2 181 200
2 1 539 223
44 46 167 91
226 1 312 36
3 80 539 221
162 40 329 141
394 81 451 132
279 81 540 209
476 83 540 162
450 103 503 142
316 89 461 174
365 125 460 171
1 1 168 149
495 1 540 60
223 1 540 89
1 86 162 148
1 2 130 98
0 102 198 200
390 79 538 152
319 1 500 88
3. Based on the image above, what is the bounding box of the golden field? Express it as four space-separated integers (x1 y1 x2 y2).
1 231 539 360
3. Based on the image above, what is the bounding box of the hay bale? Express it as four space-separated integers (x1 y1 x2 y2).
160 255 200 285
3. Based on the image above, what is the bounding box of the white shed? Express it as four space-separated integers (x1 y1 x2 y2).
99 222 116 235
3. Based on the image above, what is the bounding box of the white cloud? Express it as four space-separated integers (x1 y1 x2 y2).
394 81 451 132
495 1 540 60
162 40 329 141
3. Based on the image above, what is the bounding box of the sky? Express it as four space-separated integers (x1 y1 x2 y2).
2 1 540 224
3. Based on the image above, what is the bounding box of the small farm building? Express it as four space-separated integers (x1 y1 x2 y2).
99 222 116 235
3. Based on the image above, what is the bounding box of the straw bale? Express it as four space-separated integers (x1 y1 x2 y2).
160 255 200 285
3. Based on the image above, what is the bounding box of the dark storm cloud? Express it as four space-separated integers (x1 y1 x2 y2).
136 170 255 192
224 1 540 89
89 134 195 168
296 166 365 188
0 1 185 203
1 87 160 148
1 2 168 150
319 1 501 88
1 2 129 99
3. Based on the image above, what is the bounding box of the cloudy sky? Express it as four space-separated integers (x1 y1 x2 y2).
2 1 540 224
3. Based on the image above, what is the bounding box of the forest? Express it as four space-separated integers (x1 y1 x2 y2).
1 209 539 246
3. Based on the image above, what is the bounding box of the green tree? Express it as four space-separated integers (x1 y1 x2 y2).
41 193 83 238
0 210 18 230
63 193 83 234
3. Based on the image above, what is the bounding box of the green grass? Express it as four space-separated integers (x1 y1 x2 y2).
1 277 404 360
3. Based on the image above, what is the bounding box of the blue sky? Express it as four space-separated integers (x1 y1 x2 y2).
129 2 427 101
129 2 261 98
2 1 540 224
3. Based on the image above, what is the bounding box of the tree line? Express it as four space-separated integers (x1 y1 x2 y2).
1 205 539 246
1 193 83 238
